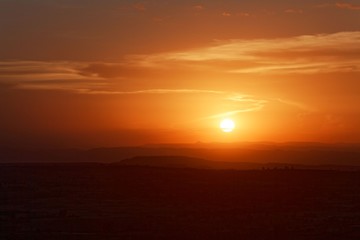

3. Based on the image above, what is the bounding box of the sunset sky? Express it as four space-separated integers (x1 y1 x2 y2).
1 0 360 148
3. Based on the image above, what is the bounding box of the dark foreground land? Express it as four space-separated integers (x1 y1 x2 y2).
1 165 360 239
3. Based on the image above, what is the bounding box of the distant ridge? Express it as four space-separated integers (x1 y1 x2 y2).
113 155 267 169
116 156 212 168
1 143 360 168
112 155 360 171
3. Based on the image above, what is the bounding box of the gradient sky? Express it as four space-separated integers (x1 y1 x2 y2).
1 0 360 147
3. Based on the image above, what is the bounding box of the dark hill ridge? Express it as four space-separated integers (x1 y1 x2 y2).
117 155 262 169
118 155 211 168
115 155 360 171
1 142 360 168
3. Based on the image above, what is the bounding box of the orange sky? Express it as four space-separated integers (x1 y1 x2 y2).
0 0 360 147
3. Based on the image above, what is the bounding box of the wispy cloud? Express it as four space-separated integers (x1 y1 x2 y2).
275 98 315 112
2 32 359 94
0 61 106 91
222 12 232 17
284 8 303 14
87 90 271 119
0 60 314 120
193 5 204 11
197 92 315 120
78 88 224 95
130 31 360 74
316 2 360 11
204 94 268 119
0 61 90 80
336 2 360 10
237 12 251 17
133 3 146 11
2 31 344 121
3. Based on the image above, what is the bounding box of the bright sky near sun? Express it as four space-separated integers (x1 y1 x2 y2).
220 119 235 133
0 0 360 147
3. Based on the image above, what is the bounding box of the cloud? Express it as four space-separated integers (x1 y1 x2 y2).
133 3 146 11
284 9 303 14
0 59 314 121
198 92 315 120
79 89 292 120
83 89 270 118
2 32 357 110
193 5 204 11
0 61 106 91
3 32 360 94
0 61 87 80
204 94 268 119
0 61 145 82
78 88 224 96
11 32 352 81
336 2 360 10
316 2 360 11
237 12 251 17
79 63 128 78
131 31 360 74
222 12 232 17
275 98 315 112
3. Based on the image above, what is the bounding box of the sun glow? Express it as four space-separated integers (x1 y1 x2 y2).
220 119 235 132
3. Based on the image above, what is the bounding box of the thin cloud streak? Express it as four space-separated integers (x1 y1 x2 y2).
201 94 265 120
131 31 360 74
204 107 264 120
275 98 316 112
85 90 281 121
0 61 111 91
0 60 314 125
84 89 271 120
2 32 359 90
0 61 98 81
336 2 360 10
204 94 315 120
77 88 224 95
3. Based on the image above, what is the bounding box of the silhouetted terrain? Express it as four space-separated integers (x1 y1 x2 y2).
118 156 212 168
1 143 360 238
1 142 360 169
116 155 360 171
1 164 360 239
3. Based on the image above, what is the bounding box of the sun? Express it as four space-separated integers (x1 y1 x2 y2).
220 119 235 132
